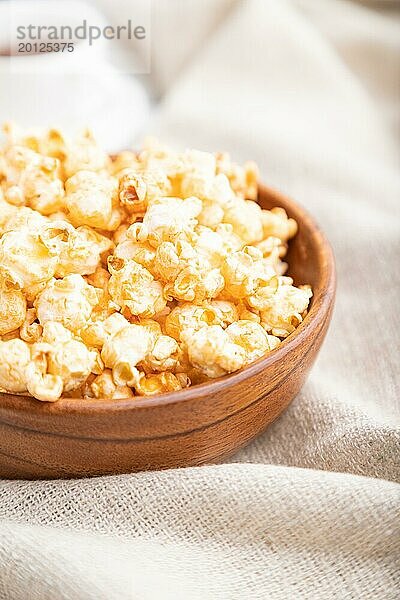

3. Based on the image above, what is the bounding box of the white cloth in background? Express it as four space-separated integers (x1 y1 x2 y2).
0 1 399 598
0 1 150 150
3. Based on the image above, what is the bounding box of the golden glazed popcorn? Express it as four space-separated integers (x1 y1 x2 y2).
0 125 312 401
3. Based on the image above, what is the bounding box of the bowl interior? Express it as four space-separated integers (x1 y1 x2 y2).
0 183 335 412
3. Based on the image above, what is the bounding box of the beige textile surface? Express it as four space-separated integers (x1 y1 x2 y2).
0 0 399 598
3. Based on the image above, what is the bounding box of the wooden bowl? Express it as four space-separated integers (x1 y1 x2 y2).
0 184 336 479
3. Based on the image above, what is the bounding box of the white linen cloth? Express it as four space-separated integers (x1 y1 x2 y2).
0 1 399 598
0 1 150 150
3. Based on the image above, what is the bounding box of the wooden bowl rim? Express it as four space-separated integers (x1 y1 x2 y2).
0 183 336 415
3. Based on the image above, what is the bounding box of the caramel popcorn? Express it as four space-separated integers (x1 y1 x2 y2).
141 196 202 247
223 198 264 244
135 371 190 396
62 130 110 178
48 222 113 278
259 278 313 338
0 125 311 401
261 207 298 242
0 228 59 291
34 274 100 333
64 170 121 231
80 312 130 349
19 308 42 343
0 277 27 336
1 146 65 215
90 370 134 399
183 325 247 378
221 246 276 300
108 256 167 317
0 338 31 392
101 323 153 386
0 204 48 235
40 323 98 393
118 169 171 216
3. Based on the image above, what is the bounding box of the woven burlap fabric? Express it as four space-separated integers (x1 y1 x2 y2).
0 1 399 598
0 465 399 599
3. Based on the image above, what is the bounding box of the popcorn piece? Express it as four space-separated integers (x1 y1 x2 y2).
182 149 217 178
246 276 280 311
144 334 179 371
25 343 64 401
101 319 180 386
184 320 280 379
259 279 312 337
44 336 98 393
153 240 196 282
165 301 238 342
181 171 234 228
165 265 224 303
182 172 232 205
0 229 58 290
62 129 110 178
101 323 154 386
108 256 166 318
0 338 30 393
91 370 134 399
197 199 225 229
256 235 288 275
261 207 298 243
165 303 214 341
118 170 146 215
135 372 189 396
50 223 112 278
225 320 280 363
0 205 48 234
215 152 258 200
34 219 71 256
153 239 224 303
2 123 67 162
0 278 26 335
1 146 65 215
80 312 131 349
85 265 110 290
110 151 140 176
0 196 18 234
19 308 42 343
24 322 99 399
64 170 118 230
118 169 171 215
223 198 264 244
34 274 100 333
139 143 218 204
114 225 156 271
136 138 192 192
207 300 240 328
194 225 242 268
141 196 202 247
221 246 276 300
139 327 181 373
183 325 246 379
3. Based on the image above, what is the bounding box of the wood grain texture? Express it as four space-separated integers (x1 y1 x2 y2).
0 183 336 479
